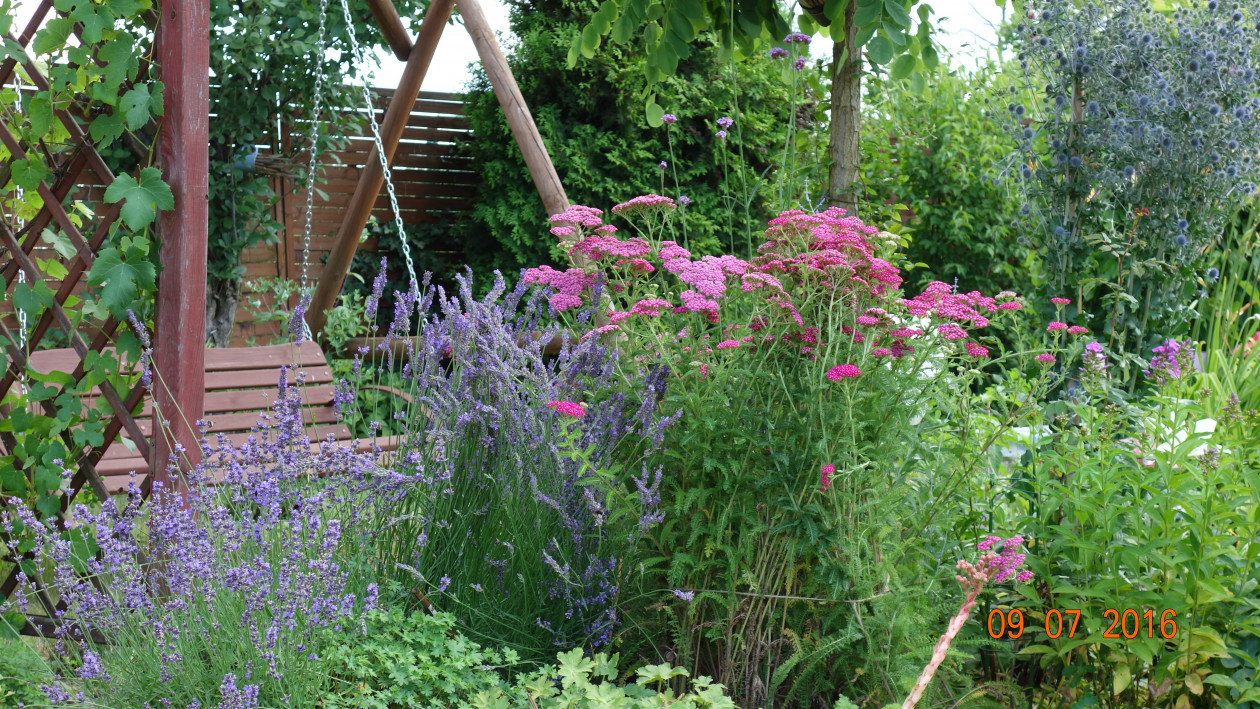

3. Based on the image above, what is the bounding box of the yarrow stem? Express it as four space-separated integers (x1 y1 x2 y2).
901 536 1033 709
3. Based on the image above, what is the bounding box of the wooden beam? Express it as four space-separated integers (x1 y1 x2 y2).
152 0 210 492
456 0 568 218
306 0 454 338
366 0 414 61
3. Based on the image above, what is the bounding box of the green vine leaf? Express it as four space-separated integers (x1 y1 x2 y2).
25 91 53 136
87 245 157 317
31 17 74 56
119 84 159 130
104 167 174 230
71 2 114 44
98 36 140 88
89 111 125 146
10 158 48 190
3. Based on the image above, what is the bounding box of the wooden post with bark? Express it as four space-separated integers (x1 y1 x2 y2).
828 0 861 213
456 0 570 218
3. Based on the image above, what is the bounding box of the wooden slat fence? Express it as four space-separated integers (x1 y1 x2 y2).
235 88 477 345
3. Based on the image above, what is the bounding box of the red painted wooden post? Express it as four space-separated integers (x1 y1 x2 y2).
152 0 209 494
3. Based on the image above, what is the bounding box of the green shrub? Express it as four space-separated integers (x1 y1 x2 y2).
969 343 1260 708
320 606 515 708
470 648 737 708
861 65 1031 298
454 0 797 275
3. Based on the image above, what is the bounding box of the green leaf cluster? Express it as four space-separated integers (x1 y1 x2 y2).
320 607 515 708
471 648 737 708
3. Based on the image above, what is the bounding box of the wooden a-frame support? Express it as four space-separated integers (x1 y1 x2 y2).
304 0 570 337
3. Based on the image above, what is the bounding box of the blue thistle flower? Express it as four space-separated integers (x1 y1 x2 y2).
1123 165 1136 179
1177 218 1189 230
1227 139 1240 150
1086 100 1101 115
1207 267 1220 280
1175 234 1189 247
1069 155 1083 168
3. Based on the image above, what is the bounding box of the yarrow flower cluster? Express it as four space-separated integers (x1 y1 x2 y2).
826 364 861 381
547 400 586 417
820 463 835 492
902 535 1033 709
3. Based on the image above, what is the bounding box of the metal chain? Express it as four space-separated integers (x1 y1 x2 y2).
299 0 331 296
16 270 26 351
294 0 332 342
336 0 420 299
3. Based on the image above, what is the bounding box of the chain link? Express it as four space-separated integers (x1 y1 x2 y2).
299 0 331 296
293 0 333 342
16 270 26 351
336 0 420 299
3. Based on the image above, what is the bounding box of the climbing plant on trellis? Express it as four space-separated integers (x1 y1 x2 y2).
0 0 171 635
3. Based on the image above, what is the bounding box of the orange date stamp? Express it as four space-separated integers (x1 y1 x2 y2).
985 608 1179 640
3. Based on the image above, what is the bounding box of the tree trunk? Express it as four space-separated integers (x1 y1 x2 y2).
828 0 861 213
205 276 239 347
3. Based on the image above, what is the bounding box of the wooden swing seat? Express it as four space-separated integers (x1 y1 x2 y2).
27 340 408 495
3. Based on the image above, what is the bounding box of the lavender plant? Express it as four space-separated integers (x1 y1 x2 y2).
0 370 406 707
1005 0 1260 356
358 269 675 662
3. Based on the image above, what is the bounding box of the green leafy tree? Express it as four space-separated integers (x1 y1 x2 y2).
570 0 953 212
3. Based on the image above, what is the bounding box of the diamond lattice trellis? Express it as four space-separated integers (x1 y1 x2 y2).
0 2 156 636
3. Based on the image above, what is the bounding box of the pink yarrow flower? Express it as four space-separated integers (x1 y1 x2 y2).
964 342 989 358
716 339 740 349
902 536 1032 709
1051 297 1071 305
826 364 861 381
1036 353 1056 364
546 401 585 417
1067 325 1089 335
820 463 835 492
1047 321 1068 332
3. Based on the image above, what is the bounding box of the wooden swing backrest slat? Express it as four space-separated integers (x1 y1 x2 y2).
25 340 386 495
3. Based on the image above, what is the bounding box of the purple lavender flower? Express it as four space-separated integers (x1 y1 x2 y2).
659 160 668 170
716 130 727 139
365 256 388 322
716 116 734 129
769 47 789 60
673 589 695 602
127 309 153 390
661 113 678 124
793 57 807 71
678 195 691 206
784 32 812 44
